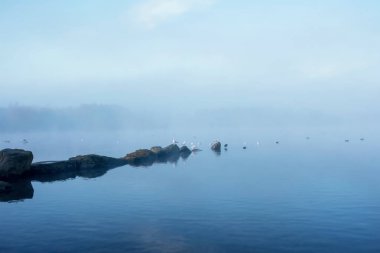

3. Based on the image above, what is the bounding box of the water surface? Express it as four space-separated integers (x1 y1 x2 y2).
1 128 380 253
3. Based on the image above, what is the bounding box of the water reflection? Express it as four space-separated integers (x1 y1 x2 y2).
0 180 34 202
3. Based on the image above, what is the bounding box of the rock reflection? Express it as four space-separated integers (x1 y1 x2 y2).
0 180 34 202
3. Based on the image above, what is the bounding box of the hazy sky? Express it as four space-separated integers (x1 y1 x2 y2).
0 0 379 116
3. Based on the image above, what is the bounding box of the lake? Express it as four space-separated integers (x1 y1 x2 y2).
1 127 380 253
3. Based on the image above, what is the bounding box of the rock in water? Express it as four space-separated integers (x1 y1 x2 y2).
69 154 127 170
179 145 192 158
211 142 221 152
162 144 180 156
124 149 157 166
150 146 166 161
0 149 33 179
151 145 180 162
150 146 164 155
161 144 180 163
0 181 12 193
29 161 78 182
30 161 77 175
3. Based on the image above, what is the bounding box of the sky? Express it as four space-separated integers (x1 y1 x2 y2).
0 0 379 119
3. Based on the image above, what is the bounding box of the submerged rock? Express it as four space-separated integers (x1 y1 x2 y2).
0 149 33 179
211 142 221 152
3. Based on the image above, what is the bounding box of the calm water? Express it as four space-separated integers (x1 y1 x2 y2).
1 127 380 253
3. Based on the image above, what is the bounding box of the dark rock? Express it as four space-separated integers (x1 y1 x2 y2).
152 144 181 163
179 145 191 154
124 149 157 166
0 149 33 179
150 146 164 154
150 146 166 160
211 142 221 152
69 154 127 170
0 181 12 193
30 161 76 175
125 144 182 166
29 161 77 182
163 144 180 156
29 155 127 182
0 180 34 202
162 144 180 162
179 146 191 159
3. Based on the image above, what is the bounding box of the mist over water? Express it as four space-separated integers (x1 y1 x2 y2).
1 1 380 252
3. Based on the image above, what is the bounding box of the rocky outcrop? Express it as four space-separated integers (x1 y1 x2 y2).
125 144 187 166
69 155 127 170
0 143 195 201
211 141 221 152
1 144 193 179
30 161 76 175
163 144 180 155
29 161 77 182
0 149 33 179
162 144 180 162
151 146 164 155
124 149 157 166
29 155 127 182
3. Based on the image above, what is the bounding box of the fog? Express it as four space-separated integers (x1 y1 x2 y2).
0 0 379 131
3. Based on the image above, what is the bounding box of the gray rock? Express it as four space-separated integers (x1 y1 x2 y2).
211 142 221 152
150 146 164 154
0 149 33 179
162 144 180 156
150 146 166 159
162 144 180 162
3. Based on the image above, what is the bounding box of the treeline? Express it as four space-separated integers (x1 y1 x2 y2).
0 104 154 132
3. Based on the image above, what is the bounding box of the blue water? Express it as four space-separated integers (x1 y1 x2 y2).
1 128 380 252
